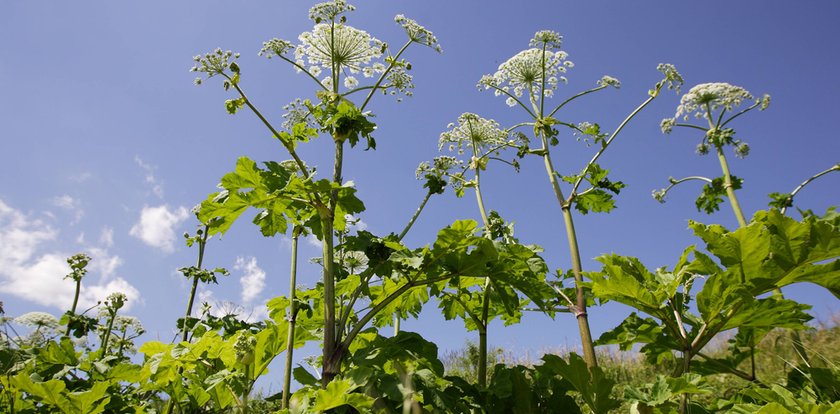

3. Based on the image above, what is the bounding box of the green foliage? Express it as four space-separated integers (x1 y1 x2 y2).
696 175 744 214
592 209 840 387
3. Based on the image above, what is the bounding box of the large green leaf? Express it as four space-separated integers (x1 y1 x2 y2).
693 210 840 299
541 353 620 414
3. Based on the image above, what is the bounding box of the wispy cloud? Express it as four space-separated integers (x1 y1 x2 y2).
129 205 189 253
68 172 93 183
134 156 164 199
235 256 266 304
0 198 140 312
50 194 84 224
99 227 114 248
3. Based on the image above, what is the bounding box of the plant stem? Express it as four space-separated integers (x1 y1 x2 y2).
65 279 81 337
182 226 209 343
715 147 748 227
321 137 344 387
397 190 432 241
780 164 840 215
472 139 494 389
282 226 301 409
99 312 116 361
538 133 598 369
393 189 437 334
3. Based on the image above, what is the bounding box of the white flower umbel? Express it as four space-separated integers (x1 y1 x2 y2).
298 23 384 76
673 83 754 121
479 30 573 111
439 113 511 155
15 311 59 329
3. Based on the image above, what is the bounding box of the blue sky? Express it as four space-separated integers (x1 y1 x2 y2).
2 0 839 384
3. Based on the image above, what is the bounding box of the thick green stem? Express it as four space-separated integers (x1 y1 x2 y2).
715 147 748 227
539 134 598 369
65 279 81 336
478 325 488 389
472 140 494 388
561 208 598 369
282 227 301 409
320 214 337 387
321 138 344 387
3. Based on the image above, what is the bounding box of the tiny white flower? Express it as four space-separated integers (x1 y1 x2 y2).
344 75 359 89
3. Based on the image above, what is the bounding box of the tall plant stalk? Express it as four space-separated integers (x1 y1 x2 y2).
472 141 494 388
282 226 302 409
182 226 209 343
537 130 598 369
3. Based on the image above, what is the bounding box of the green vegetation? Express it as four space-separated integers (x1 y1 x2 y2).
1 1 838 412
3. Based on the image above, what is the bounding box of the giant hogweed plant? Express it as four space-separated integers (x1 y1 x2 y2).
473 30 684 369
187 1 552 409
585 83 840 412
416 113 556 388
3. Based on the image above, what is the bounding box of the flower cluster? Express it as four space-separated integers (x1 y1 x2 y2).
234 333 257 364
660 118 676 134
656 63 684 94
282 99 313 131
478 34 573 106
65 253 91 282
395 15 441 52
597 75 621 89
258 38 294 59
439 113 511 154
415 156 463 179
530 30 563 50
384 65 414 101
673 82 755 121
114 315 144 334
15 312 59 329
309 0 355 23
190 48 240 85
296 23 385 87
105 292 127 311
341 251 369 273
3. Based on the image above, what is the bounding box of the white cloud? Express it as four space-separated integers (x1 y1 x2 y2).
87 247 122 280
99 227 114 248
134 156 164 198
305 234 323 249
129 205 189 253
50 195 84 224
0 198 140 312
235 256 266 304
